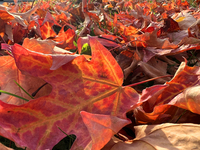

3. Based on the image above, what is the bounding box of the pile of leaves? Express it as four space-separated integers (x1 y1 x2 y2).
1 0 200 149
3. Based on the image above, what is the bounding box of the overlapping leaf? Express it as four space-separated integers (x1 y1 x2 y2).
0 37 140 150
0 56 51 105
80 111 131 150
103 123 200 150
0 37 78 104
53 28 76 50
40 22 57 39
134 61 200 124
2 0 200 149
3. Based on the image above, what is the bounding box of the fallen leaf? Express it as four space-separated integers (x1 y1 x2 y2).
53 28 77 50
19 38 79 72
116 50 134 71
145 29 178 49
170 85 200 114
11 4 38 22
80 111 131 150
22 38 57 54
40 21 57 39
13 24 27 43
0 18 6 37
0 56 52 105
189 19 200 38
178 36 200 45
162 17 180 32
107 123 200 150
0 5 11 11
0 37 140 150
172 11 196 30
134 60 200 124
5 24 13 42
41 11 59 26
167 30 188 45
138 61 171 84
2 1 200 150
0 10 15 22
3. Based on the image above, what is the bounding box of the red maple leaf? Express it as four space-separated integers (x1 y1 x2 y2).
0 37 140 150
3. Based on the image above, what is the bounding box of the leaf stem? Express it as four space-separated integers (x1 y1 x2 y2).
125 75 173 87
98 35 120 43
175 109 187 123
31 0 36 8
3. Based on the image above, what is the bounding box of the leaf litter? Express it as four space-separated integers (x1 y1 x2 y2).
1 0 200 149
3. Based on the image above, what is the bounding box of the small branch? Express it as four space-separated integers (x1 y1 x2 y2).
31 0 36 8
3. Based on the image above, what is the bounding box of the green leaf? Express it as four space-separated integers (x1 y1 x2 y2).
81 43 91 55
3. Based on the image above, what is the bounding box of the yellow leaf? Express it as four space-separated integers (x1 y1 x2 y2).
175 16 186 22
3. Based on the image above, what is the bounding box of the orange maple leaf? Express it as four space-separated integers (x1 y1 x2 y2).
40 21 56 39
134 61 200 124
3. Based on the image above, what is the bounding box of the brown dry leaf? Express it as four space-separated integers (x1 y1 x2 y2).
147 58 168 75
93 23 105 35
122 50 141 79
138 60 171 84
189 19 200 38
5 24 13 42
0 5 11 11
12 4 38 22
145 29 178 49
167 30 188 45
172 10 196 30
6 12 27 27
144 47 173 58
12 24 27 43
106 123 200 150
79 0 92 36
0 18 6 37
116 50 134 71
178 36 200 45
